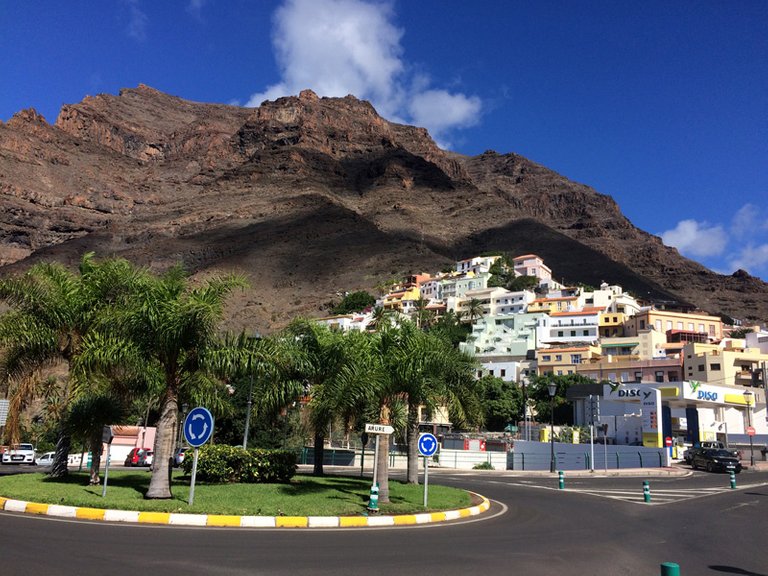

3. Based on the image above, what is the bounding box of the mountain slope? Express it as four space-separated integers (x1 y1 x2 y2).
0 85 765 331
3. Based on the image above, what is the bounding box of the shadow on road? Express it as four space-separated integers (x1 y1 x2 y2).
709 565 767 576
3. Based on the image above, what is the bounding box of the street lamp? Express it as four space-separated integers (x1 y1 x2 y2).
177 402 189 449
520 375 529 441
242 374 254 449
548 381 557 473
744 390 755 467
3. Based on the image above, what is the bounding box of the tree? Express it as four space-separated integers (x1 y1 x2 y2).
428 310 471 348
465 298 485 325
331 291 376 315
526 373 595 425
370 322 481 490
77 265 247 498
506 275 539 292
0 253 147 478
479 376 523 431
280 319 371 476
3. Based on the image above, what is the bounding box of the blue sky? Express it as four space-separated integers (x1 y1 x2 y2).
2 1 766 279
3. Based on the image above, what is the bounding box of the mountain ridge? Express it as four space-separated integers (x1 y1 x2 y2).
1 85 765 332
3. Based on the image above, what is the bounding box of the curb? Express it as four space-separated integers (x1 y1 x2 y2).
0 492 491 529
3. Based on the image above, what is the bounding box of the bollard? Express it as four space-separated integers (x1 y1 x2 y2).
729 471 736 489
660 561 680 575
367 482 379 512
558 470 565 490
643 480 651 503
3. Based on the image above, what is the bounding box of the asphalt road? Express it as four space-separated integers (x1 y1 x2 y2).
1 468 767 576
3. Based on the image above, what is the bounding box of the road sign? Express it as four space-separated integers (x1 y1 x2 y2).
365 423 394 435
665 436 673 447
184 407 214 447
746 426 756 437
102 426 114 444
418 433 438 457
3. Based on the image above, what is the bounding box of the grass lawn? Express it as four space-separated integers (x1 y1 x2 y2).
0 471 472 516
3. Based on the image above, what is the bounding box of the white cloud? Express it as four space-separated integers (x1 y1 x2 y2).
125 0 148 41
660 220 727 259
729 243 768 275
246 0 481 148
731 203 768 239
187 0 207 20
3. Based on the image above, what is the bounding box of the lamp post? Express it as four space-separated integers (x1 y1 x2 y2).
520 375 529 441
242 374 254 449
177 402 189 449
744 390 755 467
548 381 557 473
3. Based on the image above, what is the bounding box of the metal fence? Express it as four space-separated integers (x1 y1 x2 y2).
507 440 665 471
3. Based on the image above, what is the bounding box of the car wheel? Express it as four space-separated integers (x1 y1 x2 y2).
691 460 697 470
706 462 714 473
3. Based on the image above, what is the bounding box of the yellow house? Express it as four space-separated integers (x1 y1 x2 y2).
527 296 580 314
536 345 601 376
682 341 768 387
624 309 723 341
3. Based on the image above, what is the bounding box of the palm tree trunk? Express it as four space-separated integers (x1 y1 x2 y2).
313 430 325 476
146 390 177 499
406 403 420 484
49 428 71 479
376 404 391 503
88 432 102 485
376 432 390 503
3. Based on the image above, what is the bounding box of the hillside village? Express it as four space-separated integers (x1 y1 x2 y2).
318 254 768 448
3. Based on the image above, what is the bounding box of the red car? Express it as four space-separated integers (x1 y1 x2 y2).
124 447 152 467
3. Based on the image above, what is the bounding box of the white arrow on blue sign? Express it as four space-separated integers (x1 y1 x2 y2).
184 407 214 448
418 433 438 457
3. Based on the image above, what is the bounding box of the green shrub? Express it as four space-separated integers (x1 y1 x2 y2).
182 444 297 483
472 461 495 470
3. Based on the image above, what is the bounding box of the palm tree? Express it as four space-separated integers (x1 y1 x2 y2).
280 319 363 476
78 265 247 498
465 298 485 325
0 253 147 478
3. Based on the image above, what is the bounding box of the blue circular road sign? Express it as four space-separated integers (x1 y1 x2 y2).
418 433 438 457
184 407 214 448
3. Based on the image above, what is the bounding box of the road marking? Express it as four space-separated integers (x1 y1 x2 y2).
554 482 768 505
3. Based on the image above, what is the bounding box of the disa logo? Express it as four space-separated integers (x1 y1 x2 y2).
697 390 718 401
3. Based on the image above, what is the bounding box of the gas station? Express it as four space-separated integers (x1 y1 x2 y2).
573 380 767 449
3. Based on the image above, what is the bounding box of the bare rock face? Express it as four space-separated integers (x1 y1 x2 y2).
1 85 766 331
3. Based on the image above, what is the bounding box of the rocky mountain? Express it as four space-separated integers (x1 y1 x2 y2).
1 85 766 332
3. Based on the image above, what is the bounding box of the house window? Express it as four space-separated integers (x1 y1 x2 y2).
634 371 642 382
698 364 705 371
583 330 589 336
709 324 715 336
501 369 506 377
621 372 630 382
655 371 664 383
710 363 721 371
677 321 683 329
655 320 662 331
555 355 562 361
639 320 646 329
666 321 673 331
542 355 551 361
698 324 705 333
557 331 564 337
570 330 576 337
557 370 563 376
669 371 679 381
571 354 582 364
477 371 482 378
688 323 694 331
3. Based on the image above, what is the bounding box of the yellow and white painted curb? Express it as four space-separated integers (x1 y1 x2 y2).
0 493 490 528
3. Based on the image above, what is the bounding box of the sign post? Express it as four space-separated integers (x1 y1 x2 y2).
665 436 673 467
418 433 438 507
365 423 394 506
101 426 114 498
184 407 214 505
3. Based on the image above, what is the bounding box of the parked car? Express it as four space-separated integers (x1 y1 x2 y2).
684 441 734 464
691 449 742 473
36 451 55 467
173 447 187 467
1 443 36 465
124 447 152 467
